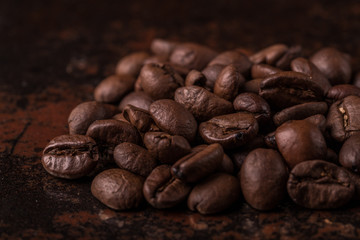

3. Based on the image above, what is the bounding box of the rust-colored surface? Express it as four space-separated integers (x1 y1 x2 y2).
1 0 360 239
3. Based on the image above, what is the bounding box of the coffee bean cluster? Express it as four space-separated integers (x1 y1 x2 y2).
42 39 360 214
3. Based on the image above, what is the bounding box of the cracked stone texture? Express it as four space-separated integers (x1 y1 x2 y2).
1 0 360 239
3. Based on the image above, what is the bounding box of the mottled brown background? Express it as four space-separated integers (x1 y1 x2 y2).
1 0 360 239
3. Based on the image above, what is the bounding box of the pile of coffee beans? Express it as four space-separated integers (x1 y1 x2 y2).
42 39 360 214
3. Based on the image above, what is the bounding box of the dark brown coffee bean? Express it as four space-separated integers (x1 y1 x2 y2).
42 134 99 179
259 71 325 110
187 173 241 214
118 91 153 111
251 64 281 79
201 64 225 90
275 45 302 69
143 132 191 165
326 84 360 102
143 165 191 209
172 143 223 183
233 92 271 126
113 143 157 177
241 78 264 93
150 38 178 58
175 86 234 122
185 70 206 87
326 95 360 142
273 102 328 126
326 148 339 164
170 43 217 70
112 112 129 123
122 104 158 133
94 74 135 103
115 52 150 77
199 112 258 149
138 63 184 100
344 169 360 200
68 101 119 135
91 168 144 210
304 114 327 133
240 148 288 210
213 64 245 101
250 44 288 65
339 134 360 173
287 160 354 209
310 48 352 85
149 99 197 142
275 120 327 168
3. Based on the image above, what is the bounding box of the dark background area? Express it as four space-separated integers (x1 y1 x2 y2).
1 0 360 239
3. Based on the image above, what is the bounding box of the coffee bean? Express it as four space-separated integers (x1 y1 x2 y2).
115 52 150 77
304 114 327 133
240 148 288 210
251 64 281 79
241 78 264 93
201 64 225 90
150 38 178 58
250 44 288 65
264 131 277 149
118 91 153 111
143 165 191 209
213 64 245 101
91 168 144 210
326 84 360 102
287 160 354 209
94 74 135 103
339 134 360 173
42 135 99 179
122 104 159 133
185 70 206 87
275 45 302 69
187 173 241 214
208 50 252 77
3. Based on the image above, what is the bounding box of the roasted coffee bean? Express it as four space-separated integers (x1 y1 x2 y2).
275 119 327 168
185 70 206 87
326 84 360 102
172 143 223 183
175 86 234 122
149 99 197 142
287 160 354 209
240 148 288 210
326 95 360 142
42 135 99 179
113 143 157 177
91 169 144 210
122 104 158 133
273 102 328 126
138 63 184 100
199 112 258 149
187 173 241 214
143 165 191 209
213 64 245 101
250 44 288 65
259 71 325 110
310 47 351 85
118 91 153 111
344 169 360 200
208 50 252 77
112 112 129 123
201 64 225 90
241 78 264 93
275 45 302 69
304 114 327 133
233 92 271 126
68 101 119 135
143 132 191 165
115 52 150 77
339 134 360 173
94 74 135 103
150 38 178 58
251 64 281 79
170 42 217 70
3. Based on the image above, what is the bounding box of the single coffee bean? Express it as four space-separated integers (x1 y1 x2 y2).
240 148 288 210
199 112 258 149
149 99 197 142
143 165 191 209
250 44 288 65
113 142 157 177
138 63 184 100
273 102 328 126
175 86 234 122
172 143 223 183
118 91 153 111
310 47 351 85
241 78 264 93
115 52 150 77
287 160 354 209
213 64 245 101
275 119 327 168
326 84 360 102
187 173 241 214
68 101 119 135
143 132 191 165
201 64 225 90
91 168 144 210
122 104 159 133
259 71 325 110
150 38 178 58
326 95 360 142
275 45 302 69
251 64 281 79
112 112 130 123
42 134 99 179
170 42 217 70
339 134 360 173
185 70 207 87
94 74 135 103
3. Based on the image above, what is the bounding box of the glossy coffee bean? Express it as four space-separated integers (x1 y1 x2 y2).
114 143 157 177
339 134 360 173
187 173 241 214
251 63 281 79
115 51 150 77
304 114 327 133
241 78 264 93
143 165 191 209
213 64 245 101
68 101 119 135
250 44 288 65
326 84 360 102
185 70 206 87
94 74 135 103
122 104 158 133
208 50 252 77
42 135 99 179
150 38 178 58
240 148 288 210
118 91 153 111
287 160 354 209
201 64 225 90
91 169 144 210
275 45 302 69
